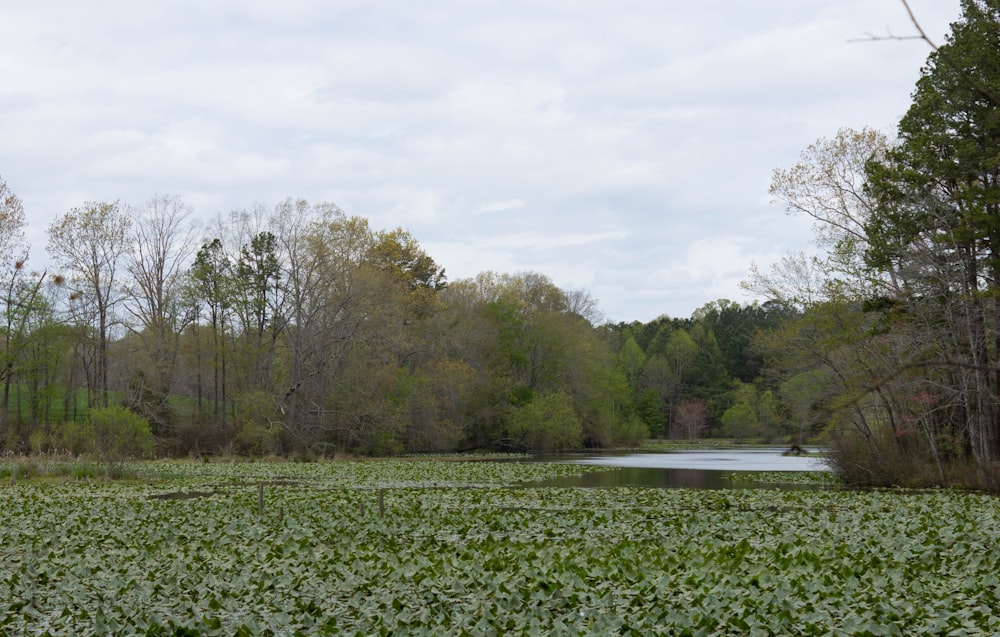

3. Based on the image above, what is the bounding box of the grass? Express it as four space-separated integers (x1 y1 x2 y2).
1 458 998 635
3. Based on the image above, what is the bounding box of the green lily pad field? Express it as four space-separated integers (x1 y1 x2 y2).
1 459 999 635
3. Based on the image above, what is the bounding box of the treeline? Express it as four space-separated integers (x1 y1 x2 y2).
6 2 994 483
1 186 815 456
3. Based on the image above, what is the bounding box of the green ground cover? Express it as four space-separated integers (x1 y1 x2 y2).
1 459 998 635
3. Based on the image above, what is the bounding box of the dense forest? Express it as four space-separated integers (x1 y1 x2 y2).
1 1 998 489
0 184 802 457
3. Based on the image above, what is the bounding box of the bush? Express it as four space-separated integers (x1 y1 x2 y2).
87 405 156 478
233 422 280 456
507 392 582 452
826 426 992 489
60 419 96 456
611 415 650 448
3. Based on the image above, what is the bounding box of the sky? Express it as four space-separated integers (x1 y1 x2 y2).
0 0 961 323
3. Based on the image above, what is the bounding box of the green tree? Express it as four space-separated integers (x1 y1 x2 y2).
506 391 582 452
189 239 233 436
122 195 199 437
642 328 699 437
47 202 131 409
275 210 409 453
720 381 780 441
0 176 29 445
2 273 52 449
233 231 284 392
369 227 447 318
864 0 1000 469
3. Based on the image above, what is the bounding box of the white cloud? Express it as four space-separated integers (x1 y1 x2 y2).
0 0 963 321
479 199 526 214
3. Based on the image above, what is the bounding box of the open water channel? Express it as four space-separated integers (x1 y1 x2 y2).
528 448 830 490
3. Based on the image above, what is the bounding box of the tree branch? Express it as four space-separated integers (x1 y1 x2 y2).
901 0 937 49
849 0 937 50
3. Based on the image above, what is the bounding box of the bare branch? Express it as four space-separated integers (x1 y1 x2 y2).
847 29 926 45
901 0 937 49
850 0 937 50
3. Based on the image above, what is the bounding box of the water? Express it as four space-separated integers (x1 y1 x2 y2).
528 448 830 490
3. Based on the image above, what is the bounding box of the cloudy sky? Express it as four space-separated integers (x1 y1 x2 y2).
1 1 960 323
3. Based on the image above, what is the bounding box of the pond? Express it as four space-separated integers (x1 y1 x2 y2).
527 448 830 490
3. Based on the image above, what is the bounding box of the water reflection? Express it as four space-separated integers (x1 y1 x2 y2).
527 448 830 490
573 449 827 472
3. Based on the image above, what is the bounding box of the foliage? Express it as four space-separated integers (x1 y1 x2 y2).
720 381 782 441
5 182 820 457
744 1 1000 487
47 201 131 410
506 391 583 452
862 0 1000 472
2 459 1000 634
87 405 156 477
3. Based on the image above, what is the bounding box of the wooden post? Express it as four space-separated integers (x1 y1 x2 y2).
378 489 385 518
258 482 264 516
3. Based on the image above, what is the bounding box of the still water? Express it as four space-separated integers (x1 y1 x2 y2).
528 448 830 490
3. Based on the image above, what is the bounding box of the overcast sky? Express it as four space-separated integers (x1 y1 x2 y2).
1 1 961 323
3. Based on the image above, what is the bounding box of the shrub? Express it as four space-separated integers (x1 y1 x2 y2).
88 405 156 478
611 415 650 448
60 420 96 456
826 426 992 489
233 422 280 456
507 392 582 452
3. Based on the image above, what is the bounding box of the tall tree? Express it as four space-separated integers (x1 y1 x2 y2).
189 239 233 434
47 202 131 409
122 195 199 434
0 176 32 444
769 127 896 296
233 230 285 393
865 0 1000 469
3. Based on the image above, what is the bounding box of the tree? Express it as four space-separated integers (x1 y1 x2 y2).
369 227 447 318
189 238 233 434
749 3 1000 484
720 381 781 441
122 195 199 435
674 399 708 440
0 176 24 260
47 202 131 408
506 391 582 452
0 176 28 444
13 284 66 446
780 368 836 444
274 208 410 452
762 127 897 301
644 328 699 437
694 299 796 383
864 0 1000 470
1 269 49 449
233 230 285 392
